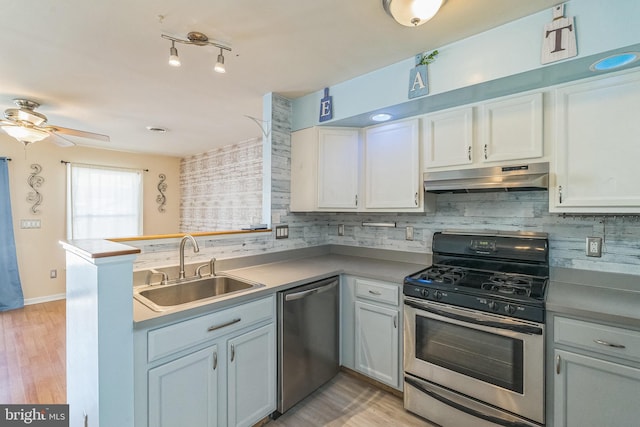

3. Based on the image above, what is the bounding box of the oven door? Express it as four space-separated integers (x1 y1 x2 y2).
404 297 544 424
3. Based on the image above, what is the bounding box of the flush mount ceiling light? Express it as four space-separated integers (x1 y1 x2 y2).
161 31 231 72
589 52 640 72
382 0 445 27
371 113 393 122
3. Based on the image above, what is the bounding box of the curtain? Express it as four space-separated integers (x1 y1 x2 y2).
0 157 24 311
67 163 143 239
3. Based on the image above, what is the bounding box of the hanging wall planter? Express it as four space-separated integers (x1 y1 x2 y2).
408 50 438 99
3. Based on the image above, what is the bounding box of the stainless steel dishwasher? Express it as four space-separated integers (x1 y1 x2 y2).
277 276 339 414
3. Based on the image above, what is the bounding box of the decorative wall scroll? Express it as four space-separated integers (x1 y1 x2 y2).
541 4 577 65
27 163 44 214
319 87 333 122
156 173 167 212
408 50 438 99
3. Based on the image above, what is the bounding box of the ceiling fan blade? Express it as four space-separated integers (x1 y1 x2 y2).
45 125 110 142
46 132 76 147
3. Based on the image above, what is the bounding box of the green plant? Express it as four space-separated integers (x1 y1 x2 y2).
418 50 439 66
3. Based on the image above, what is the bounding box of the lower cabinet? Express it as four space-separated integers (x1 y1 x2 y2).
551 315 640 427
341 275 402 390
137 295 276 427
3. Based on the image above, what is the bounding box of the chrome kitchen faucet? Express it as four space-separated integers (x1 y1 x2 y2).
179 234 200 279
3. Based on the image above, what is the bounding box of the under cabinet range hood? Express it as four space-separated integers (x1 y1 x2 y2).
424 163 549 193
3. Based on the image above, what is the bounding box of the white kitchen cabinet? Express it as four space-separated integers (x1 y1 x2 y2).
149 345 219 427
341 275 402 390
227 324 276 427
480 92 543 163
290 127 360 211
552 315 640 427
317 128 360 209
136 296 276 427
550 69 640 213
364 119 423 210
355 301 399 388
423 107 474 169
423 92 544 172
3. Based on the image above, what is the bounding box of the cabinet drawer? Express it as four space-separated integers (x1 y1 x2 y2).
355 278 399 306
555 316 640 363
148 295 275 362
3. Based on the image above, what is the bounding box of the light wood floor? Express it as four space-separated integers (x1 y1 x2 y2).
0 299 66 404
268 371 432 427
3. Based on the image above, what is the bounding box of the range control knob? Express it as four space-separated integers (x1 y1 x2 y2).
505 304 517 315
420 288 429 298
434 290 443 301
488 301 499 311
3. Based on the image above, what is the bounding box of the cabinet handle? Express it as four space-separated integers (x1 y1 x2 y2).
393 315 397 329
207 318 241 333
556 354 561 375
368 290 382 296
594 339 626 349
414 192 418 206
483 144 488 160
467 146 472 161
230 344 235 362
213 351 218 370
558 185 563 204
355 194 358 207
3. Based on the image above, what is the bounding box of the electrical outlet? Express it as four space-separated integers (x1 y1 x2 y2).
586 237 602 257
338 224 344 236
50 269 57 279
406 226 414 241
275 225 289 239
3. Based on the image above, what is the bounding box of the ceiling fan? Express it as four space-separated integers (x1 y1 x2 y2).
0 98 110 147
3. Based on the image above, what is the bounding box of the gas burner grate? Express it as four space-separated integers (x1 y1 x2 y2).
481 273 533 296
419 266 466 285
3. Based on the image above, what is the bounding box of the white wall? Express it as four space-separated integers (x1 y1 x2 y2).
1 135 181 302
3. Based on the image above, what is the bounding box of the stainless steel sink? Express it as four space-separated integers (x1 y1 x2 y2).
134 275 264 312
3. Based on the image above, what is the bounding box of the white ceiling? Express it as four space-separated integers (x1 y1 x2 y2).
0 0 561 157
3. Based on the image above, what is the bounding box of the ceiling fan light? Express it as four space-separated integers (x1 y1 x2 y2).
168 42 181 67
383 0 444 27
2 125 49 144
214 52 226 74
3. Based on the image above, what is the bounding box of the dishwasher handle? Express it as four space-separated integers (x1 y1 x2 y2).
284 280 337 301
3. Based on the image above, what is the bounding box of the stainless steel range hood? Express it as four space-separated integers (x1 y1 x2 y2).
424 163 549 193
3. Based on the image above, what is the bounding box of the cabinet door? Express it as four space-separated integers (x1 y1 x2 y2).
554 349 640 427
355 301 399 388
551 70 640 212
423 107 473 169
365 119 421 209
480 92 543 163
227 323 276 427
317 128 360 209
148 345 218 427
290 127 318 212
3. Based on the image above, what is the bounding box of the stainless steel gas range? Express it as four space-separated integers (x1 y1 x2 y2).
403 231 549 427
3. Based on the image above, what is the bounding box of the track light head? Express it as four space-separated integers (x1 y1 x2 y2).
214 49 226 74
168 41 181 67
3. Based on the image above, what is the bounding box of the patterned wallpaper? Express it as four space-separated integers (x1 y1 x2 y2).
140 94 640 277
180 138 263 232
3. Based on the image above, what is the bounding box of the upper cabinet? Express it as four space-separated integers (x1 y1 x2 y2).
364 119 422 210
291 121 433 213
422 92 545 172
550 70 640 213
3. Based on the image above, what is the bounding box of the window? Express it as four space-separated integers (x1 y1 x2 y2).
67 163 143 239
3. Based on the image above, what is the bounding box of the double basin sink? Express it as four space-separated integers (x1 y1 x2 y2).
134 264 264 312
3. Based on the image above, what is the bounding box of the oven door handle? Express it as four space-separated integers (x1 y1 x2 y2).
404 299 543 335
405 376 534 427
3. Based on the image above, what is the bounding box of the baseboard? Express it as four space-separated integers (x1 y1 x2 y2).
340 366 404 398
24 293 66 305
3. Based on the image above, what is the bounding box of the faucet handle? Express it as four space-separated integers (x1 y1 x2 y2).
196 258 217 278
148 270 169 286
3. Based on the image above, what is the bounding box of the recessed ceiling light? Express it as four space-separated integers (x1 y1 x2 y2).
146 126 167 133
589 52 640 72
371 113 392 122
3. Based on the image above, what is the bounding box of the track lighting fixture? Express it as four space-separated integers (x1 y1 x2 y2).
161 32 232 72
168 40 181 67
214 48 226 74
